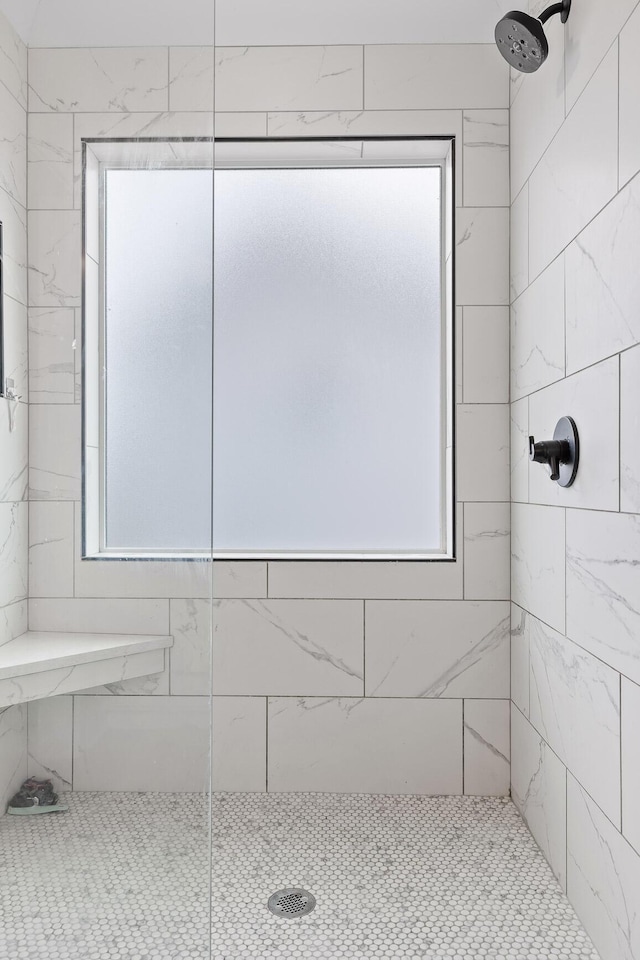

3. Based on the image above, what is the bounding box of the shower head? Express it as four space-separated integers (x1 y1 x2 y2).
495 0 571 74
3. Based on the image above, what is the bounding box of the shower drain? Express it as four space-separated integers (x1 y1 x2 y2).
267 888 316 918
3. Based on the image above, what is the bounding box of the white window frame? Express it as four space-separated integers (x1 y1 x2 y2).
81 136 456 561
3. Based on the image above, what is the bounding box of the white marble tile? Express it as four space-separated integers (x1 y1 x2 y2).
268 697 462 795
511 255 565 401
73 696 210 793
268 506 463 599
528 45 618 280
213 600 363 697
169 599 210 696
511 397 529 504
27 696 72 793
2 650 169 706
28 113 73 210
169 46 214 111
28 47 169 113
73 668 169 697
72 111 215 208
29 597 169 635
28 501 74 598
74 508 265 600
0 600 26 649
0 187 27 306
73 553 216 600
456 207 509 306
0 501 27 608
463 503 510 600
512 502 565 633
462 110 509 208
619 3 640 187
529 615 621 824
511 704 567 889
621 344 640 513
457 404 510 502
511 604 530 718
510 183 528 303
28 210 81 308
566 175 640 375
0 11 27 109
462 306 509 403
266 107 464 199
213 697 266 793
463 699 510 797
365 600 509 698
567 509 640 685
510 15 565 201
528 357 620 510
365 45 508 110
29 404 80 500
215 112 267 138
215 46 363 112
0 77 25 207
2 295 27 401
0 703 27 816
0 398 27 503
567 775 640 960
565 0 638 113
28 307 75 403
622 677 640 855
267 108 463 139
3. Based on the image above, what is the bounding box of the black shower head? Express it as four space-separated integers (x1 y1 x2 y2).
495 0 571 74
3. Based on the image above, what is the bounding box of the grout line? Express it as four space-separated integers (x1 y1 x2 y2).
265 696 269 793
565 759 568 890
617 36 621 193
362 599 366 695
563 506 567 637
71 691 75 790
619 672 623 833
461 698 465 795
618 352 622 513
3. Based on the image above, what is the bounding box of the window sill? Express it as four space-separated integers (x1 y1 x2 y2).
0 632 173 707
82 550 456 562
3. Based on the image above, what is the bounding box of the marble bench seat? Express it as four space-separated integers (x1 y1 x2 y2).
0 632 173 707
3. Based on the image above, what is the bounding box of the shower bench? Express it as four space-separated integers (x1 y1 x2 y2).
0 631 173 707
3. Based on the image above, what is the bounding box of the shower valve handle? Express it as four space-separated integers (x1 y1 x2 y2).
529 417 580 488
528 437 568 482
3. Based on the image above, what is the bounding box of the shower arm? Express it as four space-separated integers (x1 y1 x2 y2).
538 0 571 25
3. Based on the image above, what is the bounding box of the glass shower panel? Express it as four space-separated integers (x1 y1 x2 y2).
0 3 215 960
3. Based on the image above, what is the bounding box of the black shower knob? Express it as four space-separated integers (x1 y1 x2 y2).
529 416 579 487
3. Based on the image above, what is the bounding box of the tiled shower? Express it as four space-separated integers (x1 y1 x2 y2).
0 1 638 958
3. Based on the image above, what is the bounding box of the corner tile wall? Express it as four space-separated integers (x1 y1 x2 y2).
25 42 510 797
0 11 28 814
510 1 640 957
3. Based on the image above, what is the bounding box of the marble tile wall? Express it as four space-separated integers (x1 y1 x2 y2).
0 10 27 815
22 41 510 799
510 1 640 956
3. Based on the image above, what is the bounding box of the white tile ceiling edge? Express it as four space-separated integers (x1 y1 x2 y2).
0 0 515 48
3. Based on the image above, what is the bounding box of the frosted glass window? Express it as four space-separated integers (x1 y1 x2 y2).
94 144 452 557
104 169 213 550
213 166 443 554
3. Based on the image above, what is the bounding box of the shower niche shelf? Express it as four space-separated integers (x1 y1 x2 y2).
0 631 173 707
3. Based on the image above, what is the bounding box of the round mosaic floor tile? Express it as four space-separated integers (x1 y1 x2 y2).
0 793 599 959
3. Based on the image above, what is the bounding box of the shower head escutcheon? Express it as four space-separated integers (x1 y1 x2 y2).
495 0 571 74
